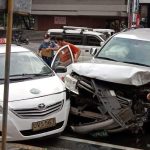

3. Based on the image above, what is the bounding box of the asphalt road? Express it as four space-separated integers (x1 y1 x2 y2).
14 125 150 150
22 41 42 52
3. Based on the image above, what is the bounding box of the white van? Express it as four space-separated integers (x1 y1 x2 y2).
47 26 106 62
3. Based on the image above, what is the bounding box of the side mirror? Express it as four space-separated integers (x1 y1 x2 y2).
54 66 67 73
90 48 98 56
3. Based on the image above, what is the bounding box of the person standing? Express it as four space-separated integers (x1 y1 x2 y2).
56 36 80 62
38 34 58 66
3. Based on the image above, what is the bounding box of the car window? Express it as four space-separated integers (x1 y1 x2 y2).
0 51 52 79
85 35 101 46
64 34 83 45
96 37 150 66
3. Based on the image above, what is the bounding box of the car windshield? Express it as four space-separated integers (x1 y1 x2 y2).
96 37 150 67
0 51 52 79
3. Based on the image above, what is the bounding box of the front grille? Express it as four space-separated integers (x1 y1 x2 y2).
11 100 64 118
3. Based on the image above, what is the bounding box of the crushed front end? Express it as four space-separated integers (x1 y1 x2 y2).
65 72 150 134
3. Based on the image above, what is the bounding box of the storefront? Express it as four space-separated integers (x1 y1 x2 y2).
139 0 150 27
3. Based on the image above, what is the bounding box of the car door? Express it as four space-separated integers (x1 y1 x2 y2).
51 45 74 79
64 34 84 62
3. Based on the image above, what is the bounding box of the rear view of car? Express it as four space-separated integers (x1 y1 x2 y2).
0 44 70 141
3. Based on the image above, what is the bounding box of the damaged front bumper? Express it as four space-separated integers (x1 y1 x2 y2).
65 74 147 134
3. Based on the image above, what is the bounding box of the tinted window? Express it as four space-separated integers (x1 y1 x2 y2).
85 35 101 46
64 34 83 45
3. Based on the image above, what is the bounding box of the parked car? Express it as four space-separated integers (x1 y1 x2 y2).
47 26 105 62
0 42 70 141
64 28 150 135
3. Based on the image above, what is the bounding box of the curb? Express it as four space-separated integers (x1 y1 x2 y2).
0 143 46 150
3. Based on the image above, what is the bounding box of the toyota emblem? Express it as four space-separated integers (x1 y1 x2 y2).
38 103 46 110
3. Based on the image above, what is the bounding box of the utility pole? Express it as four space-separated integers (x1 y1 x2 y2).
127 0 131 28
132 0 140 27
127 0 140 28
2 0 13 149
0 0 32 149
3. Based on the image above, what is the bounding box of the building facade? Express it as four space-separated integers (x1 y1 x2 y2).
139 0 150 27
31 0 128 31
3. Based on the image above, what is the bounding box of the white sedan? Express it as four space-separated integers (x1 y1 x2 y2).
0 44 70 141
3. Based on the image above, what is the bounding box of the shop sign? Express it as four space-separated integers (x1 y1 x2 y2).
54 16 66 25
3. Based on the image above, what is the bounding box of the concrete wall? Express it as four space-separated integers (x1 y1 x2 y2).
31 0 127 30
32 0 125 5
32 0 127 17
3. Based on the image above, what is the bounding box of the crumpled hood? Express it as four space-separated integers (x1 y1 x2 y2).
0 76 65 102
71 59 150 86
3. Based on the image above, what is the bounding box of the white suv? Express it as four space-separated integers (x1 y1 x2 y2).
64 28 150 135
47 26 105 62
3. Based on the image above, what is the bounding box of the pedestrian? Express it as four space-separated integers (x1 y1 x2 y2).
56 36 81 62
38 34 58 66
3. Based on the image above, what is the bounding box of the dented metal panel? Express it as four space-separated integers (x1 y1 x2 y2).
71 61 150 86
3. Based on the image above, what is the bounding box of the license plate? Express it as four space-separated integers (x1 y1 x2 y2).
32 118 56 131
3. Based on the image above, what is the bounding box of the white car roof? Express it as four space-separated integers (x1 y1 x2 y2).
0 44 30 54
47 28 104 36
115 28 150 41
93 29 115 33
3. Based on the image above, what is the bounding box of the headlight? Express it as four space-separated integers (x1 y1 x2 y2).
65 74 79 94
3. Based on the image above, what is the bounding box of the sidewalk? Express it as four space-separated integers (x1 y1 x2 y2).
0 143 45 150
0 143 70 150
23 30 46 42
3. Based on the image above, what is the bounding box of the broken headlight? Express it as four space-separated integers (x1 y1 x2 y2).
65 74 79 94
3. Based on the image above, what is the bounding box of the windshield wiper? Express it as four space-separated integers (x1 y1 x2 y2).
97 56 118 62
10 73 50 77
9 73 52 80
122 61 150 67
0 73 52 81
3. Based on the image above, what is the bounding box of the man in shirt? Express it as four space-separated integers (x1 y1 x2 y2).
38 34 58 66
56 36 81 62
